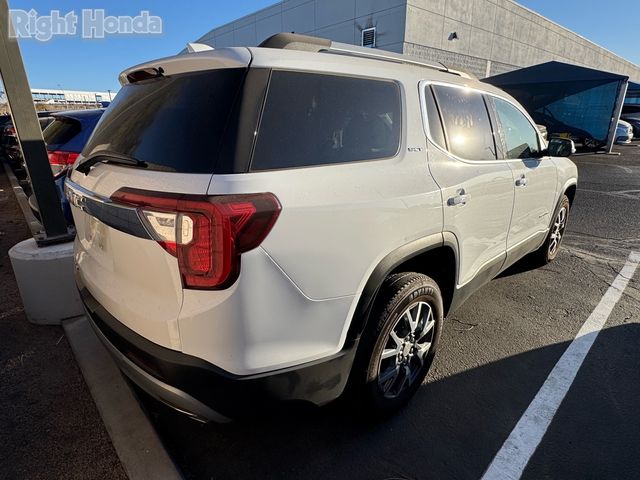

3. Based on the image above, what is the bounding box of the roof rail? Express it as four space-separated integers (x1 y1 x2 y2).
258 33 474 79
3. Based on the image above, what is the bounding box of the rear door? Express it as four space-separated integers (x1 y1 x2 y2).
68 59 254 350
422 83 514 288
489 95 557 268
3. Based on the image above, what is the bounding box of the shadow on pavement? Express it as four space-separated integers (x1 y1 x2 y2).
144 323 640 480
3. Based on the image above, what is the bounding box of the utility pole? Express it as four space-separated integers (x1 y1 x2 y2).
0 0 72 243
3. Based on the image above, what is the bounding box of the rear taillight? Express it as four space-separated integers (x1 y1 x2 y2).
6 126 16 136
48 150 80 175
110 188 281 289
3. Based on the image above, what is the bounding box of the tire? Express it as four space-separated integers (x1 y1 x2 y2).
534 194 570 264
350 272 443 416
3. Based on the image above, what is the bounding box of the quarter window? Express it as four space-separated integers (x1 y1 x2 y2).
251 71 401 170
492 97 541 159
432 85 496 161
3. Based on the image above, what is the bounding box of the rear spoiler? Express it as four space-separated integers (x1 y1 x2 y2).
118 47 252 86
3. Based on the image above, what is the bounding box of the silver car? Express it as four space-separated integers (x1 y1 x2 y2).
616 119 634 144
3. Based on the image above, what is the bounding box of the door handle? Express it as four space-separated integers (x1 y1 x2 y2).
447 188 469 206
515 175 528 187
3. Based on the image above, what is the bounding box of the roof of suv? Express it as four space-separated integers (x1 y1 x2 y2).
119 33 512 102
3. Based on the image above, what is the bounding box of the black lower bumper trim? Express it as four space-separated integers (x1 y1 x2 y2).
78 283 357 419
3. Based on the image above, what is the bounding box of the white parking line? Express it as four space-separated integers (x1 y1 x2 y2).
481 251 640 480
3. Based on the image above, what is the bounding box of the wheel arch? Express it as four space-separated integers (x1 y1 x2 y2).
564 183 577 206
346 233 458 344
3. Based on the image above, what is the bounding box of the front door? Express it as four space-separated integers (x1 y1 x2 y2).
490 96 558 268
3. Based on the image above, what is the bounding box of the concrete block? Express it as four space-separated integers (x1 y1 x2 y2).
256 4 282 21
315 0 356 29
234 14 257 29
215 31 235 48
315 20 357 45
356 5 406 47
510 40 534 66
257 15 283 44
405 5 444 49
442 17 471 54
234 23 257 46
445 0 473 24
572 43 587 65
282 0 313 8
471 0 496 32
9 238 83 325
545 29 561 55
512 15 531 45
214 23 234 36
469 26 493 59
283 2 315 34
491 34 513 64
356 0 405 18
407 0 445 15
494 6 514 39
379 41 404 53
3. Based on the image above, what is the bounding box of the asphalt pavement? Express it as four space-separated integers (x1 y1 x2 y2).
143 144 640 480
0 164 127 480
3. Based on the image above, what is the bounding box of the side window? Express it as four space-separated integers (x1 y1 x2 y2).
251 71 401 171
424 85 447 150
492 97 541 159
432 85 496 161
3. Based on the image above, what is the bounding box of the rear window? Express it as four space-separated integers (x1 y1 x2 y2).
44 118 81 147
83 68 247 174
251 71 401 171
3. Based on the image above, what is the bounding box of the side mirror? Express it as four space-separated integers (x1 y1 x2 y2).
548 138 576 157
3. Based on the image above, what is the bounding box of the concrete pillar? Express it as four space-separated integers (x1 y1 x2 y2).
9 238 83 325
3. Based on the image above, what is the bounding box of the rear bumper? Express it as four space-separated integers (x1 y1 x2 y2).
78 283 357 422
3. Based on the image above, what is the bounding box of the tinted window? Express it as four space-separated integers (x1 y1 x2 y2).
493 97 540 159
251 71 401 171
424 85 446 150
432 85 496 160
83 68 247 173
43 118 81 147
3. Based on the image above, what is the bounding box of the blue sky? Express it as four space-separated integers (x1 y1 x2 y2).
7 0 639 92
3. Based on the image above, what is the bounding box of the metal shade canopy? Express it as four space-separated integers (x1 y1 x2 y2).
484 61 629 153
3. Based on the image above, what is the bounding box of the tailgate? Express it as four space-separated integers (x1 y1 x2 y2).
68 166 214 349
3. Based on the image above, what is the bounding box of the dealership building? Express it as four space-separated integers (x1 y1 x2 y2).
192 0 640 82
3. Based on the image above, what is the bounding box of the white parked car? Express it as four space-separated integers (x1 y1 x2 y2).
66 33 578 422
616 119 634 144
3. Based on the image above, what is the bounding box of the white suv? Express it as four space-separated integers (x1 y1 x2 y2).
66 34 578 422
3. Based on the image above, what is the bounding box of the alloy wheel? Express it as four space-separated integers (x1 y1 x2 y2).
377 300 436 399
549 206 567 256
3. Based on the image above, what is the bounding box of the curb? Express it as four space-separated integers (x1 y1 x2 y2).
1 159 42 236
63 316 183 480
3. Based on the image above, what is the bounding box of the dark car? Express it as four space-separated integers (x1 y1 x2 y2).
621 114 640 137
43 109 104 175
29 108 104 224
1 111 58 168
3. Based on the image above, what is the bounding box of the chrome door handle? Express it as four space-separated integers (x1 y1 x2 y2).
448 189 469 206
515 175 528 187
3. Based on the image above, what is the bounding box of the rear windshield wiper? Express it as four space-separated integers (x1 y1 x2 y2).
75 151 148 174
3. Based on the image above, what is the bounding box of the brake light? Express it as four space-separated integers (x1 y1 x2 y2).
5 126 16 136
48 150 80 166
110 188 281 289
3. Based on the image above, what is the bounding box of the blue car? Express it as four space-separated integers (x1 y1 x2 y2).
29 108 104 225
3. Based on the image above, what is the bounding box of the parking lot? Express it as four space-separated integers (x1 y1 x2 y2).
138 146 640 480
